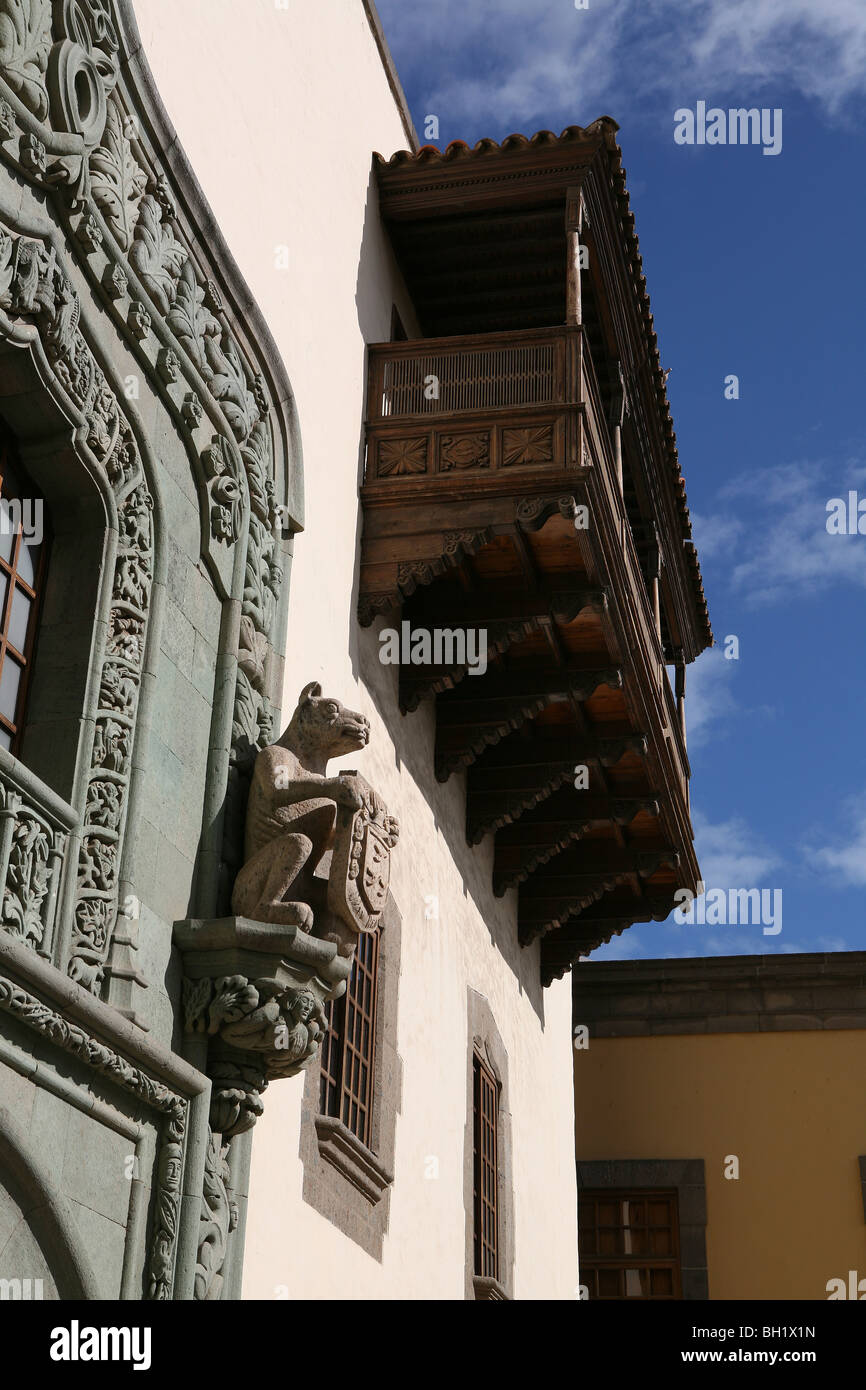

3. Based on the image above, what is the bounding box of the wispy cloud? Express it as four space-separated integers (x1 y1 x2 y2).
692 808 783 885
695 458 866 605
682 646 738 751
808 798 866 887
378 0 866 139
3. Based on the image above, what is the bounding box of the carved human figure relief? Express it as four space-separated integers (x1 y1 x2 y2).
231 682 398 941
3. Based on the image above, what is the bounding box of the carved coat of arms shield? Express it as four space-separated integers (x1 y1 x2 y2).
328 777 399 933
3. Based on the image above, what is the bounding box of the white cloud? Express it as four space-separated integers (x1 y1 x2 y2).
682 646 738 751
697 459 866 606
809 802 866 887
692 807 783 885
378 0 866 136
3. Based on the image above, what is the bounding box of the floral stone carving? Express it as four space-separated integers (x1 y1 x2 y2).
174 916 352 1139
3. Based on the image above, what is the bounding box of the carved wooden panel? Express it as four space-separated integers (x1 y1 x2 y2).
502 424 554 468
376 435 429 477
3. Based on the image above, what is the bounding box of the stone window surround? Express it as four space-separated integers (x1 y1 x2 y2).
0 373 110 810
576 1158 709 1300
464 988 514 1301
299 893 402 1261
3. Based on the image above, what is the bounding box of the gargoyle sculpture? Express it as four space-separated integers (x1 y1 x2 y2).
231 682 398 941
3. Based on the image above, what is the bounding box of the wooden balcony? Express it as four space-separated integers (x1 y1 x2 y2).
359 327 704 981
359 121 712 982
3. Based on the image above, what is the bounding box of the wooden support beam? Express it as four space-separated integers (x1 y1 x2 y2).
435 665 624 781
465 733 649 842
493 813 668 895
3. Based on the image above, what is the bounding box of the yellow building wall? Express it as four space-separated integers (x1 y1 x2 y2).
575 1030 866 1299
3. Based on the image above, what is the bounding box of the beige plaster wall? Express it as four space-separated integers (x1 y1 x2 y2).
132 0 579 1299
576 1030 866 1299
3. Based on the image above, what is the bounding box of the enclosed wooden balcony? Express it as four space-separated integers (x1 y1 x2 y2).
358 120 712 983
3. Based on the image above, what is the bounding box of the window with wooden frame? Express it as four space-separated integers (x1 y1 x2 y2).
319 925 381 1147
473 1049 500 1283
579 1189 682 1299
0 429 49 757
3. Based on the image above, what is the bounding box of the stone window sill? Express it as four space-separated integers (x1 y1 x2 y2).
314 1115 393 1204
473 1275 510 1301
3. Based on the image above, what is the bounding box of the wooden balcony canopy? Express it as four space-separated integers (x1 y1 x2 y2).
359 118 713 984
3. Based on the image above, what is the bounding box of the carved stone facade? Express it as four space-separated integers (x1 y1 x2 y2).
0 0 300 1302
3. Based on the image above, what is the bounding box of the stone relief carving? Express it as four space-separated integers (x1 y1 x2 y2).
194 1131 238 1301
1 809 50 945
0 0 298 990
175 914 354 1145
0 783 68 967
231 683 398 936
0 2 303 1306
174 685 399 1164
0 0 53 123
90 97 146 248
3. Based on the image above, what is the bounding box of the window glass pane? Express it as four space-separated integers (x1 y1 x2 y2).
0 726 11 751
0 655 21 721
8 585 31 654
0 572 8 623
17 537 40 587
0 500 14 562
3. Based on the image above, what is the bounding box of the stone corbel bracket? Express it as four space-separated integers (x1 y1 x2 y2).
173 916 352 1139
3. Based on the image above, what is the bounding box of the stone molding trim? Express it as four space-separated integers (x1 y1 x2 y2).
464 989 514 1301
300 893 402 1262
0 932 210 1300
572 952 866 1037
362 2 418 152
473 1275 509 1301
314 1116 394 1203
576 1158 709 1300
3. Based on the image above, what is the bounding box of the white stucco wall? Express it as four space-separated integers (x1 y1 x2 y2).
132 0 578 1299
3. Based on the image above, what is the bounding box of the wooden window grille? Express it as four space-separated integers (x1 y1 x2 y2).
0 429 48 756
319 925 381 1147
473 1050 500 1281
579 1189 682 1299
378 342 557 418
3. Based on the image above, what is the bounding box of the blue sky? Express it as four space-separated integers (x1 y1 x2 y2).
375 0 866 960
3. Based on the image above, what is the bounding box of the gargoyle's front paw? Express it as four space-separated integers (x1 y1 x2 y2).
293 903 315 932
332 773 363 811
262 901 314 932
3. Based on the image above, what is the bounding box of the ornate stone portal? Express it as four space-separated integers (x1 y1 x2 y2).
174 683 399 1140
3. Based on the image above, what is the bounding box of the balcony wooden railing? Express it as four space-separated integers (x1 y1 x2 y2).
364 327 576 488
369 328 565 420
